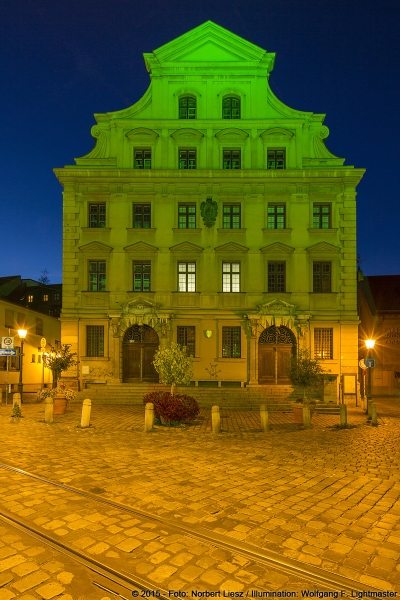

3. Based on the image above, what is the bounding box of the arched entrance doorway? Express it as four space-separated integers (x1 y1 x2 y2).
258 325 296 385
123 324 159 383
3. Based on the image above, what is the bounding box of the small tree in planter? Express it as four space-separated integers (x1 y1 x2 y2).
43 344 78 388
287 348 325 403
146 342 198 425
152 342 194 396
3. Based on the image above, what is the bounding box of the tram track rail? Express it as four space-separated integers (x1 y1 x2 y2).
0 461 382 595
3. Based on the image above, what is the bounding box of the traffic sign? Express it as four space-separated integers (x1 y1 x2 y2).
40 337 46 349
2 336 14 349
365 358 375 368
0 349 17 356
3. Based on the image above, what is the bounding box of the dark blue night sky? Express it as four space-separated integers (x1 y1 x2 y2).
1 0 399 282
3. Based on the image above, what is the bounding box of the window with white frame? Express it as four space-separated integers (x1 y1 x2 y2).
222 262 240 292
178 262 196 292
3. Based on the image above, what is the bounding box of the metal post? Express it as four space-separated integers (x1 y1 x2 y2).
371 403 378 426
367 365 372 416
211 405 221 434
17 339 24 399
81 398 92 428
340 404 347 426
144 402 154 432
260 405 269 432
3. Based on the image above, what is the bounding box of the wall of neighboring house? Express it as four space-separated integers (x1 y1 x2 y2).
0 299 61 395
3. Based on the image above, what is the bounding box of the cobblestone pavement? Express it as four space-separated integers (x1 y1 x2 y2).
0 397 399 597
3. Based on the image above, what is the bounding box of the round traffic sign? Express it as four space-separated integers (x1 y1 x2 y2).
3 337 13 347
40 337 47 348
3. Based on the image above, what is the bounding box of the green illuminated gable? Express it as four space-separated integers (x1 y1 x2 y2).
73 20 345 169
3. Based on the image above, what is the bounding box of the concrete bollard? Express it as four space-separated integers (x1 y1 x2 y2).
144 402 155 432
211 405 221 434
303 405 311 429
13 393 21 408
371 403 378 427
81 399 92 428
45 397 54 423
260 405 270 432
340 404 347 426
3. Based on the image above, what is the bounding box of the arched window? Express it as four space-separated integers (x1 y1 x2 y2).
222 97 240 119
179 97 196 119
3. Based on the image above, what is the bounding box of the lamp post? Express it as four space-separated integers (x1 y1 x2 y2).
17 329 27 398
365 338 376 415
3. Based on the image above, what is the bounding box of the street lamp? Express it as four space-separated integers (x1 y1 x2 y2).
17 329 27 398
365 338 376 414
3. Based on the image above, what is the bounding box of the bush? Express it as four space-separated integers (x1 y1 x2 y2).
143 391 200 424
39 387 76 403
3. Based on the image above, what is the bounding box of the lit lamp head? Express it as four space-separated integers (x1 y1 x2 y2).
365 339 375 350
205 330 212 339
18 329 27 340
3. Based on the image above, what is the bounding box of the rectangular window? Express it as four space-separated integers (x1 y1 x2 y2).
223 205 241 229
133 262 151 292
313 262 331 292
89 261 106 291
222 262 240 292
134 149 151 169
267 204 285 229
223 149 241 169
86 325 105 357
222 326 241 358
177 326 196 357
5 309 14 328
43 294 49 302
27 294 34 302
178 262 196 292
133 204 151 229
38 354 41 364
179 149 196 169
31 354 36 363
314 328 333 359
35 319 43 335
313 204 331 229
268 262 286 292
267 149 286 169
178 205 196 229
53 292 60 301
89 203 106 228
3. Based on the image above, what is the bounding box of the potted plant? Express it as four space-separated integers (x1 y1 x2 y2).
39 386 76 415
287 349 325 424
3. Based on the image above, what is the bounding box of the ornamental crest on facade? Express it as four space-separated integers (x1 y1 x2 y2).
200 197 218 228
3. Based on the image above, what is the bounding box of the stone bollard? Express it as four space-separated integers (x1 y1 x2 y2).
144 402 155 432
211 405 221 434
340 404 347 426
371 403 378 427
13 393 21 408
303 405 311 429
81 399 92 428
45 397 54 423
260 405 270 432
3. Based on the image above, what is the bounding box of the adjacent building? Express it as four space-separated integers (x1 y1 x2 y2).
0 276 62 318
54 21 364 400
358 274 400 396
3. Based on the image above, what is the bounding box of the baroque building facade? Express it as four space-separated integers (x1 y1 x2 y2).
54 22 364 398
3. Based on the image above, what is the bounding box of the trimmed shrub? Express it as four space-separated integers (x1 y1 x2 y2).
143 391 200 424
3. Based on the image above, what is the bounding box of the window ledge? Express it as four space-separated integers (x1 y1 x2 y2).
309 292 338 295
308 228 338 233
172 228 202 233
127 291 155 296
82 227 111 232
217 228 247 233
262 228 292 233
81 291 110 294
126 228 156 232
217 292 245 295
172 291 201 295
215 358 246 363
